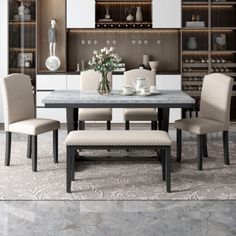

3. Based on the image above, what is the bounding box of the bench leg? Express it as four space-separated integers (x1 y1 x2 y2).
125 121 130 130
66 146 73 193
165 147 171 193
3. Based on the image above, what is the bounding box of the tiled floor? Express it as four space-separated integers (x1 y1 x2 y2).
0 201 235 236
0 124 236 235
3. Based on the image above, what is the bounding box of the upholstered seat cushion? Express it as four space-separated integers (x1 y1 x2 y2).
9 118 60 135
124 108 158 121
175 117 226 135
79 108 112 121
65 130 172 146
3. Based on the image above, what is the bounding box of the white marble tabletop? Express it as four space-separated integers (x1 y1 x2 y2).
42 90 195 109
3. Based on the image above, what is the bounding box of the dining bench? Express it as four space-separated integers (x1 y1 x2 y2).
65 130 172 193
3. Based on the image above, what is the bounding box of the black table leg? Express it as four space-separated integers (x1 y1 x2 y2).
66 108 78 133
158 108 170 132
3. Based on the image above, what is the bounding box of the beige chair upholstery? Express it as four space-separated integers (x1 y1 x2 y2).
79 70 112 121
123 69 157 121
175 73 233 170
0 73 60 172
65 130 172 146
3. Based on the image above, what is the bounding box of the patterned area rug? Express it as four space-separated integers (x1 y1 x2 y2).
0 131 236 200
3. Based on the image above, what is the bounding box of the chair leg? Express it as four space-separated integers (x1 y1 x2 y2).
223 131 230 165
160 149 166 181
176 129 182 163
107 121 111 130
71 149 76 181
32 136 38 172
153 121 158 130
53 130 58 164
202 134 208 158
79 121 85 130
66 146 72 193
125 120 130 130
151 121 154 130
165 147 171 193
197 135 203 170
5 132 12 166
27 135 32 159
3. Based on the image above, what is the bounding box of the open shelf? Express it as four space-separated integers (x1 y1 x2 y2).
95 0 152 29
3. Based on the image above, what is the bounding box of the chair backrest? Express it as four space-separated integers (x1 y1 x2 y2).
124 69 156 87
80 70 112 91
200 73 233 127
0 73 35 131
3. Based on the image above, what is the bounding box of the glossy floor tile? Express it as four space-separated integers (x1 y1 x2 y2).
0 200 235 236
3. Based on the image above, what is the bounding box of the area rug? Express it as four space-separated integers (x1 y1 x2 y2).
0 131 235 200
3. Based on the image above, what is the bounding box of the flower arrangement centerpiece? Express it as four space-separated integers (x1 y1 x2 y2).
88 47 122 95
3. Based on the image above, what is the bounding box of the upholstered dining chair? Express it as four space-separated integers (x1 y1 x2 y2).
175 73 233 170
0 74 60 172
123 69 158 130
79 70 112 130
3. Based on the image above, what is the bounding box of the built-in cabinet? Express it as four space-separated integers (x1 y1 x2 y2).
67 0 95 28
66 0 181 29
152 0 181 28
37 74 181 123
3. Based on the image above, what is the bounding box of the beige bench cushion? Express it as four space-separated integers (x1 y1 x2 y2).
65 130 172 146
175 117 226 135
9 118 60 135
79 108 112 121
124 108 158 121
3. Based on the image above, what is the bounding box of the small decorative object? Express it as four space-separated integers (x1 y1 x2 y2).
76 63 80 72
196 15 201 21
18 2 25 16
135 6 143 22
105 4 111 19
187 37 198 50
133 77 149 93
81 60 85 71
24 2 31 16
191 15 196 21
126 14 134 21
213 33 226 50
46 19 61 71
126 7 134 21
17 53 33 68
149 61 159 72
24 60 31 68
143 55 150 69
88 47 122 95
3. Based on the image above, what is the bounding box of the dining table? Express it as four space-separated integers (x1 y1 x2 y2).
42 90 195 133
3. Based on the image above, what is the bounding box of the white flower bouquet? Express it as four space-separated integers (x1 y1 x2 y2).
88 47 122 95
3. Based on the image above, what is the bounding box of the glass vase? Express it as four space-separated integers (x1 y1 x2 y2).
97 73 111 95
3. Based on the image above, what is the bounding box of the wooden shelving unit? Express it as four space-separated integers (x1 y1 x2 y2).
181 0 236 121
8 0 37 91
95 0 152 29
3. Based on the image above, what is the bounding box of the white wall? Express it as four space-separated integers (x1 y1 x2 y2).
0 0 8 123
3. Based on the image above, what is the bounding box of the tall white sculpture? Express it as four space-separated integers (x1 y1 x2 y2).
45 19 61 71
